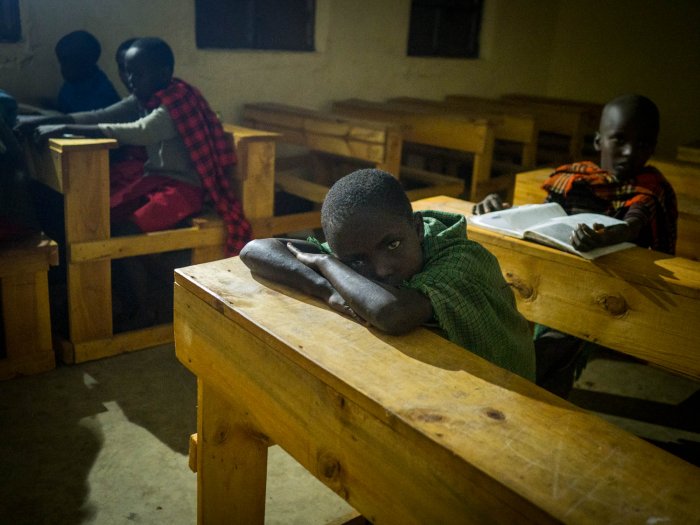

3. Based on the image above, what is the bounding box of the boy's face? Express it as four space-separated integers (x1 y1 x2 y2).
124 47 171 102
326 209 424 286
595 104 657 180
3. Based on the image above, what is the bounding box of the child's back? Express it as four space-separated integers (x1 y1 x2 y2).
55 30 120 113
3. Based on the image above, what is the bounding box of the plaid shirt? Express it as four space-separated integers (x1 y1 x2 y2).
146 79 251 255
310 211 536 380
543 161 678 255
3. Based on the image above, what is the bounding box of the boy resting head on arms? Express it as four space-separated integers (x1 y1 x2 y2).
241 169 536 381
474 93 678 255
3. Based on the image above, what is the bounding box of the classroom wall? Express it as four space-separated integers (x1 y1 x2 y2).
544 0 700 156
0 0 557 120
1 0 697 156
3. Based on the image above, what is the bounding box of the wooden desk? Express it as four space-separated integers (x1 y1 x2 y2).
413 196 700 379
24 126 279 363
677 140 700 164
174 256 699 524
446 94 595 163
386 96 538 168
331 98 499 201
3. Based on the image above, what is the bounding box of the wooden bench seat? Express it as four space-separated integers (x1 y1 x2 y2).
512 159 700 261
413 195 700 380
23 125 279 363
0 232 57 379
330 98 501 201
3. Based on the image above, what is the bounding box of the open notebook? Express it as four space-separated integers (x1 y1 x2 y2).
468 203 635 259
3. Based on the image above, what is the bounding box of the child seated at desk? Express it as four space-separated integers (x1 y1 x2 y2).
241 168 536 381
19 37 250 328
473 94 678 395
18 36 250 253
55 30 120 114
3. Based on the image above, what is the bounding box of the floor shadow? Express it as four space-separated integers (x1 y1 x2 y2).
0 365 104 524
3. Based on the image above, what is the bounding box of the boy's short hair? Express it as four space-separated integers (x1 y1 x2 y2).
321 169 413 233
130 37 175 71
55 30 101 65
603 94 660 137
115 38 139 64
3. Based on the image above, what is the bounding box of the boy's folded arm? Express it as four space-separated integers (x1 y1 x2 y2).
316 257 433 335
239 238 336 302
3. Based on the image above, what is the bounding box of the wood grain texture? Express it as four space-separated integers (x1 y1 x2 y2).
174 257 700 524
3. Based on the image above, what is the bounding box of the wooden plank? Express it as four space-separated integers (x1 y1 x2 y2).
197 380 269 524
69 224 225 262
175 258 700 524
276 172 329 204
69 323 173 364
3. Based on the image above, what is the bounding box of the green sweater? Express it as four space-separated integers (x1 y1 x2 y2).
312 210 536 380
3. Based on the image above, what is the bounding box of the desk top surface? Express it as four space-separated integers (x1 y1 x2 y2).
175 254 699 523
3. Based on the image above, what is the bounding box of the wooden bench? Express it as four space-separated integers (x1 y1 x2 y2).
241 102 466 232
446 94 597 164
413 195 700 380
512 159 700 261
330 98 500 201
677 140 700 164
0 233 57 379
23 125 279 363
174 256 700 524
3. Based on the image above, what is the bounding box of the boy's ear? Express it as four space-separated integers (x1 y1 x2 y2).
593 132 602 152
413 212 424 241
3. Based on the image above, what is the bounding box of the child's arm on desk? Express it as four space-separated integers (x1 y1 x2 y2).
286 244 433 335
240 238 351 316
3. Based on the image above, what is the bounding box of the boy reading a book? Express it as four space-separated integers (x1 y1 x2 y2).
474 94 678 255
241 169 536 380
473 94 678 396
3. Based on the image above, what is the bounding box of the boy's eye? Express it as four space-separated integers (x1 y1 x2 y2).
387 240 401 250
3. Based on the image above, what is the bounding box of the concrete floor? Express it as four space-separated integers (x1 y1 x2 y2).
0 345 698 525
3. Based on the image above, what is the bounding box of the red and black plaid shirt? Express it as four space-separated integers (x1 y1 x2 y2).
146 78 251 256
543 161 678 254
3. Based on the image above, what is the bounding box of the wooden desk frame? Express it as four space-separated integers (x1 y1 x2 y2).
0 233 57 379
175 257 699 524
25 126 279 363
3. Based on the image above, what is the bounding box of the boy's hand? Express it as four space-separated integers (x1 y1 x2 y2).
472 193 511 215
286 241 332 271
570 223 609 251
286 243 368 324
14 116 50 137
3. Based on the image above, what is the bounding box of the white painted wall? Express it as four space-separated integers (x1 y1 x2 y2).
1 0 697 155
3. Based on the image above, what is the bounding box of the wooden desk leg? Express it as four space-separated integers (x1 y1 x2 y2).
198 379 268 525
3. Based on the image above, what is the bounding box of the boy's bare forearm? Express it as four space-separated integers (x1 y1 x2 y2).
239 239 335 301
315 256 432 335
